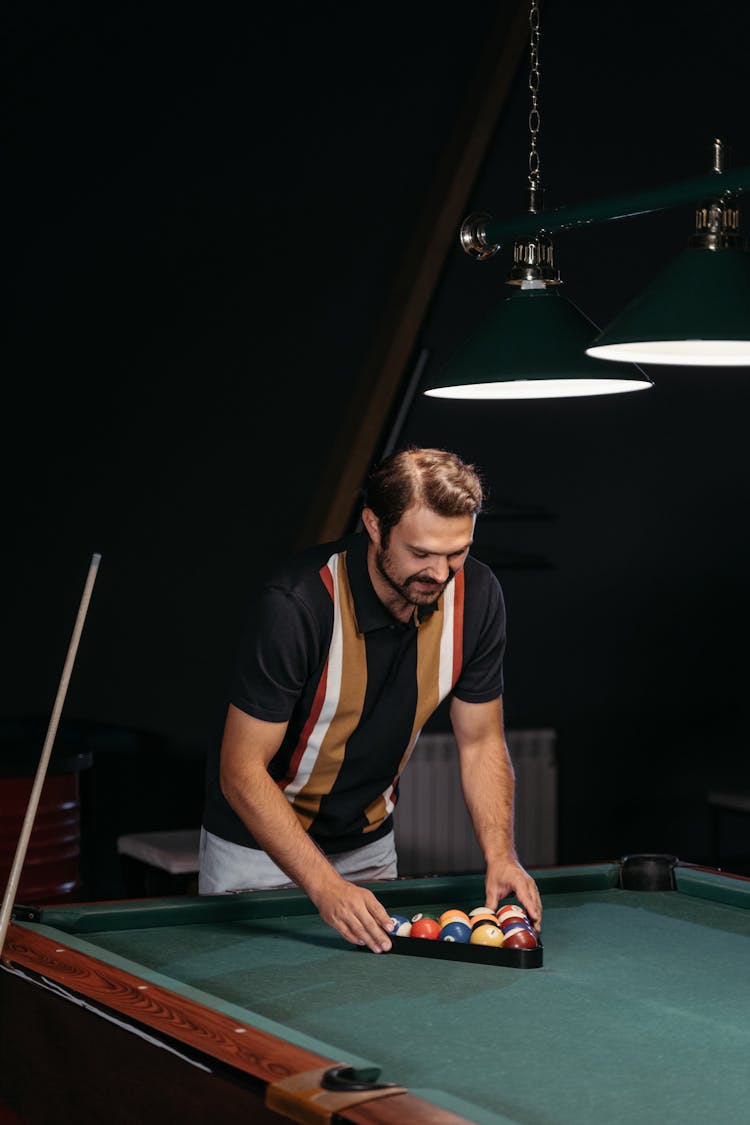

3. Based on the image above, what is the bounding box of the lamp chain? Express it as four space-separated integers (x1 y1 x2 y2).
528 0 542 213
507 0 559 285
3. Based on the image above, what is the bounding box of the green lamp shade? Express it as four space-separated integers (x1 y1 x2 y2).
425 286 652 399
586 245 750 365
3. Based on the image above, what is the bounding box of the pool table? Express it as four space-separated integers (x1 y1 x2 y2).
2 856 750 1125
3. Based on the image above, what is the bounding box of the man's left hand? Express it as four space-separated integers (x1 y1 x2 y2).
484 856 542 932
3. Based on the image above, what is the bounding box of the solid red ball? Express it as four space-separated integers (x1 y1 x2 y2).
410 916 442 940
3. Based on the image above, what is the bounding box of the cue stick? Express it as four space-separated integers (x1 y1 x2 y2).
0 552 102 958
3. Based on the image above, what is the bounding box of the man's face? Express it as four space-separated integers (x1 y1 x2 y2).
370 505 475 608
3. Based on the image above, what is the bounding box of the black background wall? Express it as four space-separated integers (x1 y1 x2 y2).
4 1 750 895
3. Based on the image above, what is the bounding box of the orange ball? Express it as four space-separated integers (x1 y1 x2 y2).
469 909 498 928
438 908 471 928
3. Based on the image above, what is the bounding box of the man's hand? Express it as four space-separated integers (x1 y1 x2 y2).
220 706 394 950
484 856 543 932
308 871 395 953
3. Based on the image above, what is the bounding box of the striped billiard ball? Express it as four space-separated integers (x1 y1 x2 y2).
502 923 538 949
388 914 412 936
497 904 529 926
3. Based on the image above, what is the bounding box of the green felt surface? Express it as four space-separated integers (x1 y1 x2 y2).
32 874 750 1125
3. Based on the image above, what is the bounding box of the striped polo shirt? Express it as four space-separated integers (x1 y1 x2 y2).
202 531 505 854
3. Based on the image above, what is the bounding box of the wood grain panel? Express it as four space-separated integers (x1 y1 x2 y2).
3 922 480 1125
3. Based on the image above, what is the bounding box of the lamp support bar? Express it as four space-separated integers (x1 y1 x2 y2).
471 165 750 253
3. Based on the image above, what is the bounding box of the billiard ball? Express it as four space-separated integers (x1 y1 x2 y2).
388 914 412 936
502 923 538 949
499 913 532 929
500 918 531 933
500 912 535 929
439 920 471 943
472 922 501 940
410 912 438 924
497 904 529 926
469 923 505 948
468 906 498 919
438 908 471 928
499 916 535 933
410 916 442 940
503 919 531 935
501 927 537 945
470 911 498 929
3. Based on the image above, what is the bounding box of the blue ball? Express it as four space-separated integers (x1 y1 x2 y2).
388 914 412 936
440 920 472 943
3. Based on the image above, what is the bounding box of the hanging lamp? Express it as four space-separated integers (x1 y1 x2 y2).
586 140 750 366
425 0 652 401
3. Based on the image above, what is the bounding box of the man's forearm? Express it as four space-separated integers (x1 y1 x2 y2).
222 765 395 951
450 697 542 925
217 705 395 951
221 766 341 895
458 736 518 861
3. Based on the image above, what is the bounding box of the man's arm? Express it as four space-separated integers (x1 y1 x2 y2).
449 695 542 930
219 703 394 952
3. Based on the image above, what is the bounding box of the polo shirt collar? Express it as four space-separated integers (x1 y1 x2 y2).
345 531 438 633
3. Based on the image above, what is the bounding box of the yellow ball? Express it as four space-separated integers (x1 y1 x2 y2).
469 923 505 948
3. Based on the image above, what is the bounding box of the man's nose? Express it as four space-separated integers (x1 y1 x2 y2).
426 558 450 582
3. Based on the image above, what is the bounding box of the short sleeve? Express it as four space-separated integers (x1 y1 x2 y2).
451 570 506 703
230 585 326 722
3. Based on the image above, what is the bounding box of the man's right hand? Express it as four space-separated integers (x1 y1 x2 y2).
219 709 395 951
308 872 394 953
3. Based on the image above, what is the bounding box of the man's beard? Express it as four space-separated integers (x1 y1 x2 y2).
374 545 455 607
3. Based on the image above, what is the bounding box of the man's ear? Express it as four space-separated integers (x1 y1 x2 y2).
361 507 380 545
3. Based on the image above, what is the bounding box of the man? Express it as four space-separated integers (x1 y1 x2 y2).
200 446 542 952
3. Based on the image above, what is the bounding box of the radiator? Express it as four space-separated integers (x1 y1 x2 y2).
392 729 557 876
